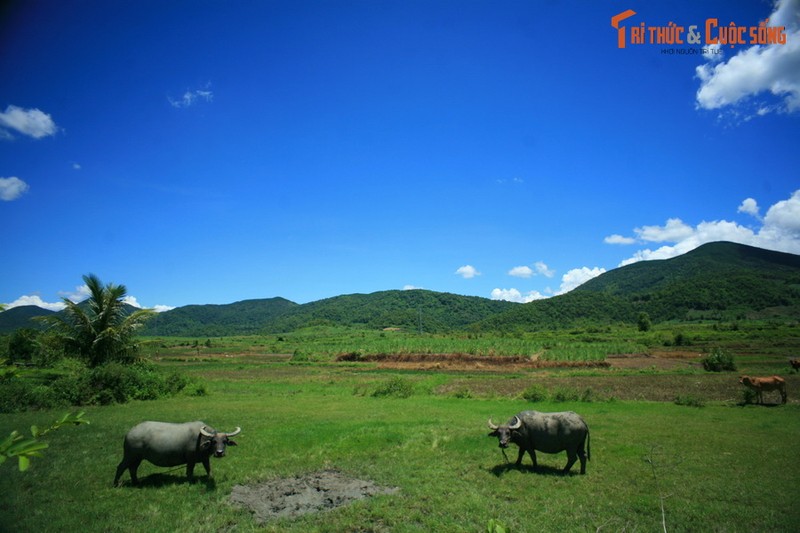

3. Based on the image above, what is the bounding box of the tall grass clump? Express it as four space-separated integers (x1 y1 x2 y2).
701 347 737 372
0 361 189 411
371 376 415 398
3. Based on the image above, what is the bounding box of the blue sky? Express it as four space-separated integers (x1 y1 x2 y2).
1 0 799 311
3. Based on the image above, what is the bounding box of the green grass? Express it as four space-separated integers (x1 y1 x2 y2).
2 360 799 532
139 320 800 363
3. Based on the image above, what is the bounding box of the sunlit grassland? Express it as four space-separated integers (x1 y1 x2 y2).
140 319 800 363
2 358 799 532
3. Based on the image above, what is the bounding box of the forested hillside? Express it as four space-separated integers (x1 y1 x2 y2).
142 297 298 337
477 242 800 331
4 242 799 336
263 289 517 334
0 305 55 333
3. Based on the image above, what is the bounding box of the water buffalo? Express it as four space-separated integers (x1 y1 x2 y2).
488 410 590 474
739 375 787 404
114 421 240 486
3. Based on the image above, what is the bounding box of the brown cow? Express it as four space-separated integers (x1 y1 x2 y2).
790 358 800 372
739 375 787 405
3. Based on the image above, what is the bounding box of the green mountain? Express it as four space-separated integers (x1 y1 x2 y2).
263 289 517 334
477 241 800 331
0 305 55 333
4 242 798 337
142 297 298 337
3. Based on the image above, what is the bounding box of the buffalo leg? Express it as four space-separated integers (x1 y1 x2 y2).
114 459 128 486
201 456 212 478
563 451 578 474
517 447 537 469
127 459 142 485
578 448 587 474
186 461 196 481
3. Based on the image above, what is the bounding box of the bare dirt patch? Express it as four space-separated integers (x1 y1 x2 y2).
229 469 399 524
606 350 703 371
336 352 610 372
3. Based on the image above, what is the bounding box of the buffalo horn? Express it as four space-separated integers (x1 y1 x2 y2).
199 426 215 437
226 427 241 437
509 416 522 430
487 419 498 430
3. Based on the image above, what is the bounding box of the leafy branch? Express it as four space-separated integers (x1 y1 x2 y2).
0 411 89 471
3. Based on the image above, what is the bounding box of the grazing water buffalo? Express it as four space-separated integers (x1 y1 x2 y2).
114 421 240 486
739 376 787 404
790 358 800 372
488 410 590 474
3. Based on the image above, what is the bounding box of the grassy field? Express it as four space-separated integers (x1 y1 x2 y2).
138 320 800 361
2 344 800 532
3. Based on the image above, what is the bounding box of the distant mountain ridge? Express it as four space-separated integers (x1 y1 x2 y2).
0 305 56 333
477 242 800 331
2 242 799 336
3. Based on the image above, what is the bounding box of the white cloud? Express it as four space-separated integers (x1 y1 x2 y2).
695 0 800 115
402 284 423 291
604 234 636 245
508 261 554 278
0 105 58 139
614 190 800 267
508 266 534 278
169 85 214 108
534 261 555 278
4 295 66 312
635 218 695 243
152 304 175 313
121 296 142 308
59 284 91 303
0 177 29 201
490 288 547 303
455 265 480 279
738 197 761 217
557 267 606 294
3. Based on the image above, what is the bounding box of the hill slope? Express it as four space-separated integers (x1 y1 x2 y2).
263 289 517 334
477 241 800 331
142 297 298 337
0 305 55 333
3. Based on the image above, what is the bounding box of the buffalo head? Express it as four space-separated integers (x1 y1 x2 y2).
488 416 522 448
199 426 241 457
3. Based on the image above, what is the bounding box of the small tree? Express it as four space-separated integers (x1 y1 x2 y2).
637 312 652 332
8 328 39 365
37 274 154 367
701 347 737 372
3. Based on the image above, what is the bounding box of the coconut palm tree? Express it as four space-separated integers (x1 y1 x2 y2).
39 274 154 367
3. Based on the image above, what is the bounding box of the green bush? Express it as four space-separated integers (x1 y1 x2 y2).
674 395 705 407
701 347 737 372
740 387 758 405
371 377 414 398
0 380 35 412
552 387 580 402
0 360 189 410
522 384 548 402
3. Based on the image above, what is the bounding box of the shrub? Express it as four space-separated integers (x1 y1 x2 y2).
674 395 705 407
522 384 548 402
701 347 737 372
451 387 472 399
0 380 35 412
740 387 758 405
552 387 580 402
371 377 414 398
2 360 190 410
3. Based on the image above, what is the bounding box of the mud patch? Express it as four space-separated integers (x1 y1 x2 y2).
229 469 399 524
337 352 610 372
